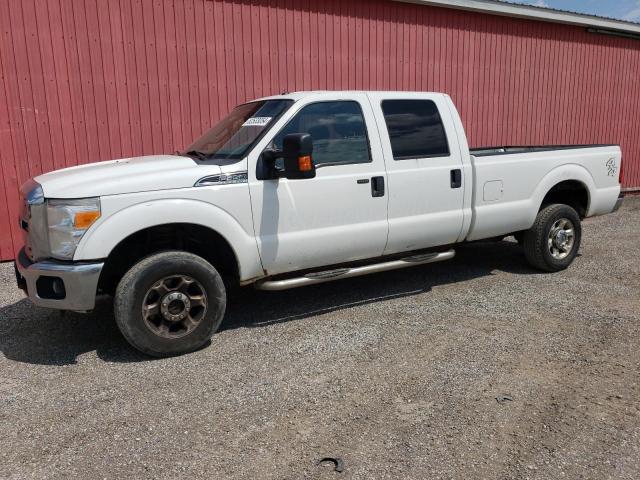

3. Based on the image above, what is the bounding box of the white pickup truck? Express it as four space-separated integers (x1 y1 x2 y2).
15 91 624 356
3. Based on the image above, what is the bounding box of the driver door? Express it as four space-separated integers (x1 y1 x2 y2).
247 95 389 276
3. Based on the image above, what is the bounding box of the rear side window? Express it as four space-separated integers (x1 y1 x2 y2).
381 99 450 159
271 101 371 166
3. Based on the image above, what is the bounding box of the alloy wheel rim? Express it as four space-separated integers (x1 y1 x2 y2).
547 218 575 260
142 275 207 338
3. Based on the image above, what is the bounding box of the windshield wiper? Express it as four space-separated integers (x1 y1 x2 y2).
183 150 210 161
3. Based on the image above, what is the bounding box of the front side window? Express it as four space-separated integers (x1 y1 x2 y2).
270 101 371 166
381 99 450 159
184 99 292 161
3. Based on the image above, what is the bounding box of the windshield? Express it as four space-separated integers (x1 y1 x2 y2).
183 99 293 160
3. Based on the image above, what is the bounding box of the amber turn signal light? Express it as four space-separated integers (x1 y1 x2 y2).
74 210 101 229
298 155 313 172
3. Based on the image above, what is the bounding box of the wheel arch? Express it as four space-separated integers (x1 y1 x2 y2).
532 164 595 219
97 223 243 295
74 198 264 290
539 179 590 218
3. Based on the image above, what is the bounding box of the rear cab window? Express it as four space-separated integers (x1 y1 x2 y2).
381 99 450 160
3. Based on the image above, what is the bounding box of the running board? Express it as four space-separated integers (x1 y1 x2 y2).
254 249 455 291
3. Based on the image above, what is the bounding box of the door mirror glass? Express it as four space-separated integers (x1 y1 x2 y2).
282 133 315 179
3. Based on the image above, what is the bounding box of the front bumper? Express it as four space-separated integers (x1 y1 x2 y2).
15 248 104 311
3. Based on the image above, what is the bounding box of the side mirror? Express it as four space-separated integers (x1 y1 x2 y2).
283 133 315 179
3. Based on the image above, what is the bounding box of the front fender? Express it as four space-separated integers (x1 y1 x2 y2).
73 198 264 282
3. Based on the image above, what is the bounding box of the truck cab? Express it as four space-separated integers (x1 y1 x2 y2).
15 91 623 356
246 91 469 275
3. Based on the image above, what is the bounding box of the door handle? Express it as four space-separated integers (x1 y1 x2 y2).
371 176 385 197
450 169 462 188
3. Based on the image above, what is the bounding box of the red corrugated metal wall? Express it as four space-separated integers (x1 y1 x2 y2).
1 0 639 260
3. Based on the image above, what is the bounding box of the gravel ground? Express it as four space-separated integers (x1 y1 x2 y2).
1 198 639 480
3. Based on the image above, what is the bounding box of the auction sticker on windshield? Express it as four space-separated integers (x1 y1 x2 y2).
243 117 272 127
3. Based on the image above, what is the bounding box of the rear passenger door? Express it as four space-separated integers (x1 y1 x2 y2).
368 93 465 254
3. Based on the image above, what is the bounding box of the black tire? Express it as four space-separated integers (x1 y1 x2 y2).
114 251 226 357
523 203 581 272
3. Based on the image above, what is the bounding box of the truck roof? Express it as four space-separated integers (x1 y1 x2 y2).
254 90 448 102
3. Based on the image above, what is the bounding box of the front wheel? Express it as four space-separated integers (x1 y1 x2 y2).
114 251 226 357
523 203 582 272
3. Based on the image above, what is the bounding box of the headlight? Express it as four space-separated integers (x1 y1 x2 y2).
47 198 101 260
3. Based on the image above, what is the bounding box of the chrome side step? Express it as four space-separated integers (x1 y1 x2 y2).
254 249 455 291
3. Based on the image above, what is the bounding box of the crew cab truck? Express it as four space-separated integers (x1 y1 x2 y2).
15 91 624 357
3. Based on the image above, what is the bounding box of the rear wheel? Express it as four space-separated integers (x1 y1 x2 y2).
523 203 581 272
114 251 226 357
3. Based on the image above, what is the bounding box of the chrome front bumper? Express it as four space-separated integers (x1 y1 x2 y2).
15 248 104 311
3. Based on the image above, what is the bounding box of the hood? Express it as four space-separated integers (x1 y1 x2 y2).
35 155 223 198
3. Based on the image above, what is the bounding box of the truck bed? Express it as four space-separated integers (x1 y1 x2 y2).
470 144 618 157
465 144 622 242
